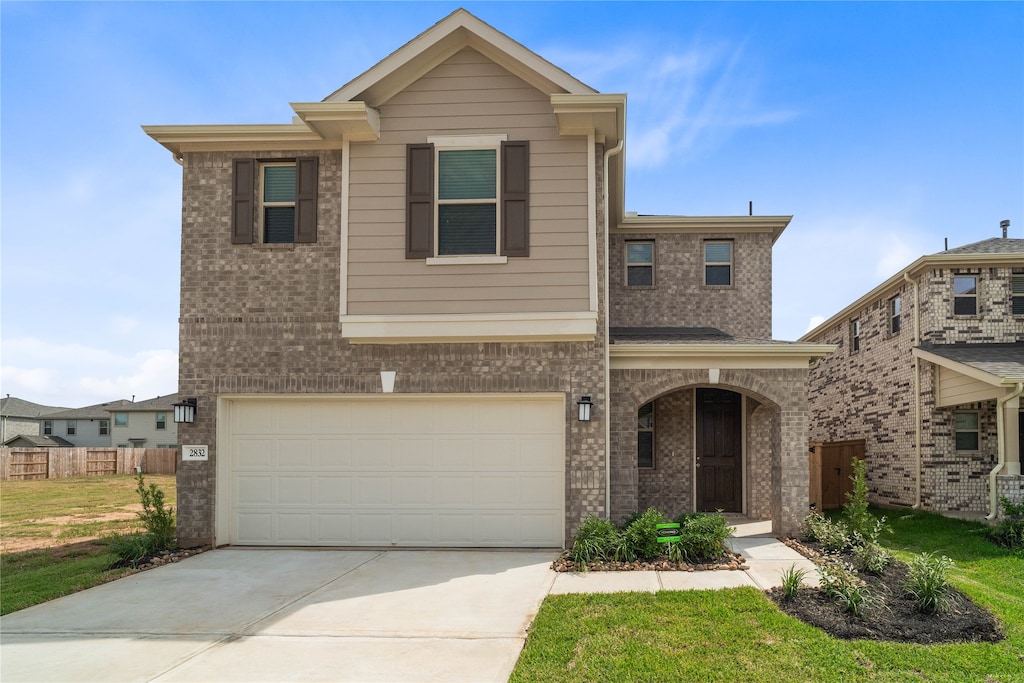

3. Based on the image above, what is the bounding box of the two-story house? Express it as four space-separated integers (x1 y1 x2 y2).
37 400 135 448
145 9 831 550
109 394 181 449
802 232 1024 519
0 397 67 442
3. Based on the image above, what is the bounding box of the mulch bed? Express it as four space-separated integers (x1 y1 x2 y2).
551 550 747 573
770 539 1004 644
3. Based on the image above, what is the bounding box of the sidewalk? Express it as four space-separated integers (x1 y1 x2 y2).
549 518 819 595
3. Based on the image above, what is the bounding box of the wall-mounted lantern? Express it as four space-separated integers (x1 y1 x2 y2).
173 398 197 424
577 395 593 422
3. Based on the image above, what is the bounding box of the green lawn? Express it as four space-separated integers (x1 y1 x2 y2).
0 474 176 615
511 509 1024 682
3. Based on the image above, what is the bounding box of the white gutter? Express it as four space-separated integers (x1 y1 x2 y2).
987 381 1024 520
602 136 623 521
904 272 922 509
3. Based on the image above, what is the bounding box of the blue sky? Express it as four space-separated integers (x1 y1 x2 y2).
2 1 1022 407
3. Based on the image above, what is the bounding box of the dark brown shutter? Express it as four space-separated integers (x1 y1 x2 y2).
406 143 434 259
231 159 254 244
501 141 529 257
295 156 318 243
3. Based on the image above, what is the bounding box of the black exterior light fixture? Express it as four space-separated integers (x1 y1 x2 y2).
173 397 198 424
577 395 593 422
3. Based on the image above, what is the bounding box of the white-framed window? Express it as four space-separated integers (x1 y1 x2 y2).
953 276 977 315
433 136 502 256
155 413 167 430
260 162 297 244
99 420 109 436
1012 275 1024 316
114 412 128 427
43 420 52 435
66 420 76 436
851 319 861 352
954 411 980 451
626 241 654 286
889 295 902 334
704 241 733 286
638 402 654 468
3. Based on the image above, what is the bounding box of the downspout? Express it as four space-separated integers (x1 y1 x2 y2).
603 136 624 521
987 381 1024 520
904 272 922 509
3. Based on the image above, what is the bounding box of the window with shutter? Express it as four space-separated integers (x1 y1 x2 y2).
232 157 318 245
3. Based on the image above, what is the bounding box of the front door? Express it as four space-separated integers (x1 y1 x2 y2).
696 388 742 512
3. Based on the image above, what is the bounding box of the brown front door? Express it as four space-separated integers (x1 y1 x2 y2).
696 388 742 512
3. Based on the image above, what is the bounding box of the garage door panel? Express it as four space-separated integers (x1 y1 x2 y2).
224 396 564 547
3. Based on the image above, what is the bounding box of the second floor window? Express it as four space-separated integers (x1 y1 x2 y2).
261 163 297 244
704 241 732 286
851 319 861 352
114 412 128 427
99 420 109 436
156 413 167 430
953 276 977 315
626 241 654 286
437 148 498 255
66 420 77 436
889 295 902 334
43 420 52 435
1012 275 1024 316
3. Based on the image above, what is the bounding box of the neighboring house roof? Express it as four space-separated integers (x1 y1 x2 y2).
2 434 75 447
0 397 68 419
45 400 135 421
801 235 1024 341
915 343 1024 384
113 394 182 413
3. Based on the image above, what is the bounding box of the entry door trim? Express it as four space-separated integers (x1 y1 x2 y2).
691 389 746 514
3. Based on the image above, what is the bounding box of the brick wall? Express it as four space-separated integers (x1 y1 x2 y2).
608 231 773 338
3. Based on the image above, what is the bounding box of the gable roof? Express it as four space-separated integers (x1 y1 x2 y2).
324 8 596 108
45 399 135 421
801 235 1024 341
115 394 182 412
0 397 67 419
2 434 75 447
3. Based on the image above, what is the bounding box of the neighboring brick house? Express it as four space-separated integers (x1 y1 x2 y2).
145 9 831 549
109 394 182 449
802 233 1024 518
0 397 67 442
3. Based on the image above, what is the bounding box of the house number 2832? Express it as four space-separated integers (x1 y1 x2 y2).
182 445 209 461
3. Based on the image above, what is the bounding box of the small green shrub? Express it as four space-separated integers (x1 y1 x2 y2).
673 511 733 561
107 532 160 568
618 508 665 561
988 497 1024 550
904 552 955 614
851 541 893 575
135 472 176 552
570 515 618 568
803 512 853 554
842 457 873 539
818 560 873 617
779 563 808 599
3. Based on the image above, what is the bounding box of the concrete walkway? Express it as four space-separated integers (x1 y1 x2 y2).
1 520 814 682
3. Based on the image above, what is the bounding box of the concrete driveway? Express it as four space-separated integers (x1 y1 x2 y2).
0 548 558 683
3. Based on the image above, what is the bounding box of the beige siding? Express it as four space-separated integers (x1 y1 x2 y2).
347 48 591 315
110 412 179 448
936 367 1002 407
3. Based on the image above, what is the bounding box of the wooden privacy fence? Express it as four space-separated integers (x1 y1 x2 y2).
808 439 866 511
0 448 178 481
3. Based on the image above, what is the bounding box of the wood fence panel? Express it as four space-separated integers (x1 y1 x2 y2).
0 448 179 480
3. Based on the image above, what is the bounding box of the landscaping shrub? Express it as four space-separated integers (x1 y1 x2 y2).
673 511 733 561
107 532 161 568
135 472 176 552
818 560 873 617
842 457 873 539
569 515 618 567
988 497 1024 550
803 512 853 554
904 552 955 614
617 508 665 561
780 563 808 599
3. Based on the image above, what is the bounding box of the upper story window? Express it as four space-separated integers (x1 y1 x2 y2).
626 241 654 286
99 420 109 436
953 276 977 315
1012 275 1024 316
704 241 733 286
43 420 52 435
231 157 318 245
954 411 979 451
889 295 902 334
406 137 529 260
155 412 167 430
66 420 77 436
851 319 861 352
114 412 128 427
638 402 654 468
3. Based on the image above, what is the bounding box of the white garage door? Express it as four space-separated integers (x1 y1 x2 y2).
218 395 565 547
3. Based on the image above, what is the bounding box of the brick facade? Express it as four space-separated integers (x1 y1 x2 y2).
806 258 1024 516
